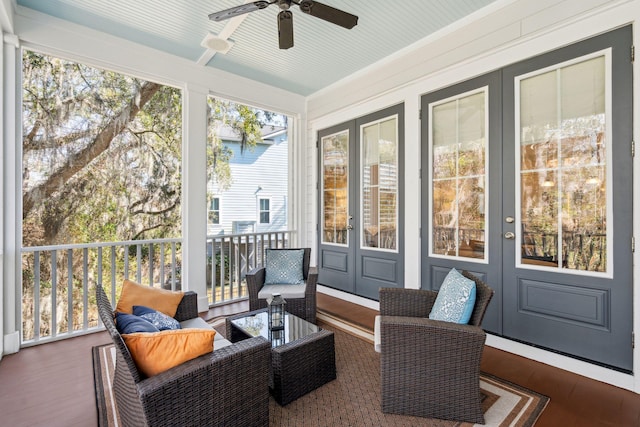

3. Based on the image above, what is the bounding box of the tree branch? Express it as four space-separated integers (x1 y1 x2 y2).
131 223 169 241
130 198 179 216
23 81 162 219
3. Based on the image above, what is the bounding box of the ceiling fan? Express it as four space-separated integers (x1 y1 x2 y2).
208 0 358 49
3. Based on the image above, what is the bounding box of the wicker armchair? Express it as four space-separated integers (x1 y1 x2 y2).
247 247 318 323
379 271 494 424
96 284 271 427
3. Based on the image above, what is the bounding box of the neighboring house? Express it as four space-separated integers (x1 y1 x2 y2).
207 124 289 236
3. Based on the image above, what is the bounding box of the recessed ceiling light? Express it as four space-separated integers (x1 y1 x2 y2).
201 32 234 54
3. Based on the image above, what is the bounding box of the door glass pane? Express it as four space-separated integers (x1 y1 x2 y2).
361 117 398 251
518 55 608 272
322 131 349 245
431 90 487 260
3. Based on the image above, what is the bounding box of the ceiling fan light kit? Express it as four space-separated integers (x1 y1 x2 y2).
209 0 358 49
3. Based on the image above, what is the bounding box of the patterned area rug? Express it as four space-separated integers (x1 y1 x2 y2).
93 317 548 427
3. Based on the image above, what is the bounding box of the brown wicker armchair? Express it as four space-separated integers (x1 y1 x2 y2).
96 284 271 427
379 271 494 424
247 248 318 323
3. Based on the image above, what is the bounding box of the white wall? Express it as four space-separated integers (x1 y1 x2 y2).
207 139 289 235
306 0 640 392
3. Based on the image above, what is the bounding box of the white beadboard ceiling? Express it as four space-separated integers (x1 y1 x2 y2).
16 0 499 96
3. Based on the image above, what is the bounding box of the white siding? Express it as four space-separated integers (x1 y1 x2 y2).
207 135 289 235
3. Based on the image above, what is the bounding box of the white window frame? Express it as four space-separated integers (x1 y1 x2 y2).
258 197 271 225
208 197 220 225
320 129 350 247
359 114 400 253
427 86 490 264
514 49 613 278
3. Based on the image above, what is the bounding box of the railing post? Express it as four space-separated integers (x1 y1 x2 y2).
51 251 57 338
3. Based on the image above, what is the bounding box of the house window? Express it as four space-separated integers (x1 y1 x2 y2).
429 89 488 261
208 197 220 225
259 198 270 224
361 115 399 251
516 53 610 273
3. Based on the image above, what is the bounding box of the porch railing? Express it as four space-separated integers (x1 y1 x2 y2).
21 238 182 346
20 230 295 346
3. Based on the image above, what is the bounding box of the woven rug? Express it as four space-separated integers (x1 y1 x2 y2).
93 318 548 427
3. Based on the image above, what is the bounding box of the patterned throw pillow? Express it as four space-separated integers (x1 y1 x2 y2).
429 268 476 324
133 305 181 331
264 249 305 285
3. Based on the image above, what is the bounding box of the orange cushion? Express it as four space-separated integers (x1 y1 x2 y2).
115 279 184 317
122 329 216 377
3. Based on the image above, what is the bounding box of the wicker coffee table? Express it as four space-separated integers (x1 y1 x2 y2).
226 308 336 405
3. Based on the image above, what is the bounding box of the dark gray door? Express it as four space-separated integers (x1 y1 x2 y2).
317 121 356 293
420 71 503 334
318 104 405 299
421 26 633 372
502 26 633 372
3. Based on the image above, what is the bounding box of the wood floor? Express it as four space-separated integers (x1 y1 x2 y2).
0 293 638 426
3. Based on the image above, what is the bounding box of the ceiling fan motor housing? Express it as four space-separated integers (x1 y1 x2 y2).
208 0 358 49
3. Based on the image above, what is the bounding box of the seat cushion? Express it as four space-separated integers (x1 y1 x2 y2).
429 268 476 324
258 283 307 300
122 328 216 377
115 279 184 317
179 317 212 330
179 317 233 349
264 248 305 285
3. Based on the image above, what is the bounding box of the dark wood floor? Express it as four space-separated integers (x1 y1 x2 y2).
0 293 638 426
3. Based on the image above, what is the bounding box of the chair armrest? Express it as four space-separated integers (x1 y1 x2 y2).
246 267 266 291
306 267 318 296
138 336 271 426
379 288 437 317
174 291 198 321
247 267 266 310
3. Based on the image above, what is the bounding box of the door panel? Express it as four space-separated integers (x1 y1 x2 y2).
421 71 503 334
354 105 404 299
502 26 633 371
318 105 404 300
318 122 356 294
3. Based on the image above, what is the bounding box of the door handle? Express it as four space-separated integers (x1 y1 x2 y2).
504 232 515 239
347 225 353 230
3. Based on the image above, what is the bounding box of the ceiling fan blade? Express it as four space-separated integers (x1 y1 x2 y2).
208 1 274 22
297 0 358 29
278 10 294 49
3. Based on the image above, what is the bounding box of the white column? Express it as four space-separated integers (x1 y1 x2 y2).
2 33 21 355
182 84 209 312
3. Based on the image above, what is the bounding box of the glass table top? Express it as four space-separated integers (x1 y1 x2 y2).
230 311 320 347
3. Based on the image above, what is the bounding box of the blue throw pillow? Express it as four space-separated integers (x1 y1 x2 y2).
115 312 160 334
264 249 305 285
429 269 476 324
133 305 181 331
